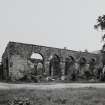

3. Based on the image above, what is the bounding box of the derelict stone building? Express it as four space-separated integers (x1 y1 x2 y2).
2 41 100 81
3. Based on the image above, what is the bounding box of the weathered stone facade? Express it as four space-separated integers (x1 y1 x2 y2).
2 41 100 81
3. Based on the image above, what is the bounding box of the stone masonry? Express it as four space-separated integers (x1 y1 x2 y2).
2 41 100 81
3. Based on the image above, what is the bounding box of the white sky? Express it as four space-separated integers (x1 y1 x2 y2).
0 0 105 58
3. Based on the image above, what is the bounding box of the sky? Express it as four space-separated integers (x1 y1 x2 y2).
0 0 105 58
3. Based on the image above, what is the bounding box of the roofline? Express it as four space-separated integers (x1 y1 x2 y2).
7 41 99 56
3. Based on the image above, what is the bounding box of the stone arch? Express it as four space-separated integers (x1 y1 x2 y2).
68 55 75 62
65 55 76 76
79 56 87 65
89 57 96 76
78 56 90 79
89 57 96 65
30 52 44 60
29 52 44 75
49 54 61 78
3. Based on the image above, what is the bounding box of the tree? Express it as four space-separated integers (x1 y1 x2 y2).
94 15 105 42
95 15 105 67
94 15 105 30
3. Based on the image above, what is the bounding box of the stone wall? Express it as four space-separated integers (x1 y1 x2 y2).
9 55 30 81
2 41 100 81
6 42 100 62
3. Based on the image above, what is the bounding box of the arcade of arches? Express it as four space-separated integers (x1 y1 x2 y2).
2 42 101 81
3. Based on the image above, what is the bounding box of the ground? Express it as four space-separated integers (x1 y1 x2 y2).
1 83 105 105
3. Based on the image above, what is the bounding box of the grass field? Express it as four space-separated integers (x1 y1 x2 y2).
1 88 105 105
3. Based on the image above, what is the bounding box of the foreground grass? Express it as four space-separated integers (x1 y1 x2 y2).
1 88 105 105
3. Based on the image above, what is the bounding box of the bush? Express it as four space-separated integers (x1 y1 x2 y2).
8 97 33 105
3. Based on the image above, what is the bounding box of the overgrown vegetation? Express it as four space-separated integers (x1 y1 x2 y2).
1 88 105 105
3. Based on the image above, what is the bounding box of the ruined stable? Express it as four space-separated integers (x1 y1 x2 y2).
2 41 100 81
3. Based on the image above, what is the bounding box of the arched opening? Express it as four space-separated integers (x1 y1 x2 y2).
78 57 89 79
30 52 43 60
89 58 96 76
79 57 87 65
29 52 44 76
89 58 96 65
49 54 61 78
65 55 75 76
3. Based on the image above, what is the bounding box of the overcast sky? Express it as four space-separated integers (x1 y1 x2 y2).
0 0 105 58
